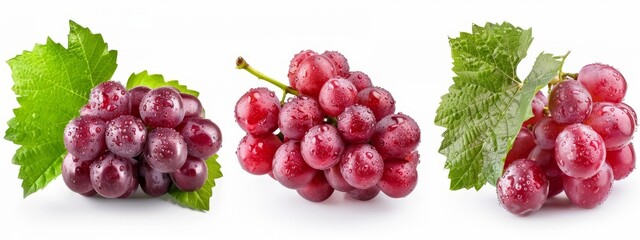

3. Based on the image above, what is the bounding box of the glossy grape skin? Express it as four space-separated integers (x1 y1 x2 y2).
139 159 171 197
79 104 93 117
180 93 204 118
617 102 637 126
532 117 567 150
504 127 536 169
577 63 627 103
236 133 282 175
272 141 316 189
584 102 635 150
318 78 358 117
297 172 335 202
293 55 338 98
105 115 147 158
64 116 107 160
496 159 549 215
128 86 151 118
118 159 139 199
80 190 98 197
347 71 372 91
371 113 420 159
278 96 324 140
528 146 562 180
171 156 208 192
337 105 376 143
340 144 384 189
357 87 396 120
88 81 130 121
322 51 350 78
139 87 185 128
62 153 94 194
90 153 135 198
606 143 635 180
547 176 565 198
523 91 548 127
549 80 593 124
177 118 222 159
347 185 380 201
377 159 418 198
324 165 355 192
234 87 280 136
288 50 317 89
144 128 188 173
563 163 614 208
301 124 345 170
555 124 607 179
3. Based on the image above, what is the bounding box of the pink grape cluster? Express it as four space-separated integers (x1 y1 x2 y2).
235 50 421 202
62 81 222 198
497 63 636 215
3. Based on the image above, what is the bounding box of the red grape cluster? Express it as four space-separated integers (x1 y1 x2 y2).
62 81 222 198
497 63 636 215
235 50 421 202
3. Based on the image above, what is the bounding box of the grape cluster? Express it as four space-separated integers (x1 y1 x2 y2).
62 81 222 198
497 63 636 215
235 50 421 202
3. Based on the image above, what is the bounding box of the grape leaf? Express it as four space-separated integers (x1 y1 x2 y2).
434 22 562 190
166 155 223 211
5 20 117 197
126 71 199 97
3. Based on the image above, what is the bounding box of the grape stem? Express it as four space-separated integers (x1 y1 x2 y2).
236 57 299 103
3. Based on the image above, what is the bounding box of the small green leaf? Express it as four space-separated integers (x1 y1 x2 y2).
5 21 117 197
435 22 562 190
126 71 199 97
167 155 223 211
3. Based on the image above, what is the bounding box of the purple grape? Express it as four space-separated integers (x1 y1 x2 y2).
504 127 536 169
177 118 222 159
337 105 376 143
62 153 94 194
318 78 358 117
371 113 420 159
584 102 635 150
324 165 355 192
357 87 396 120
236 133 282 175
118 159 139 198
555 124 607 179
180 93 204 118
88 81 130 120
139 87 185 128
532 117 567 150
105 115 147 158
234 87 280 136
301 124 345 170
128 86 151 119
577 63 627 103
296 171 335 202
170 156 208 192
144 128 188 173
347 186 380 201
606 143 635 180
63 116 107 160
322 51 350 78
90 153 135 198
548 80 592 124
139 159 171 197
496 159 549 215
347 71 372 91
377 159 418 198
293 55 337 98
340 144 384 189
288 50 318 89
272 141 316 189
563 163 614 208
278 96 324 140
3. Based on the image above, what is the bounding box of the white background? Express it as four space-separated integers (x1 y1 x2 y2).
1 0 638 239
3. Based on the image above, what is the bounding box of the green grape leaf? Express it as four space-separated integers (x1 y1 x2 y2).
434 22 562 190
126 71 199 97
5 20 117 197
166 155 223 211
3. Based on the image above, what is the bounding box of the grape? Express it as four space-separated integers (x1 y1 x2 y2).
119 159 139 198
528 146 562 180
563 163 614 208
357 87 396 120
129 86 151 118
555 124 607 179
293 55 337 98
62 153 94 194
340 144 384 189
337 105 376 143
347 71 372 91
548 80 593 124
548 176 564 198
584 102 635 150
496 159 549 215
278 96 324 140
272 141 316 189
90 153 135 198
64 116 107 160
139 87 185 128
296 171 335 202
80 190 98 197
617 102 638 126
404 151 421 167
236 133 282 175
88 81 130 121
318 78 358 117
170 156 208 192
504 127 536 168
577 63 627 103
105 115 147 158
377 159 418 198
181 93 204 118
324 165 355 192
139 159 171 197
606 143 635 180
322 51 350 78
288 50 317 89
79 104 93 117
234 87 280 136
532 117 567 150
371 113 420 159
301 124 345 170
523 91 547 127
144 128 188 173
177 118 222 159
347 185 380 201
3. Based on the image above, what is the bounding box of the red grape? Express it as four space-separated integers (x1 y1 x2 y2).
371 113 420 159
337 105 376 143
606 143 635 180
549 80 592 124
322 51 350 78
171 156 208 192
293 55 337 98
272 141 316 189
340 144 384 189
90 153 135 198
297 172 335 202
496 159 549 215
347 185 380 201
64 116 107 160
584 102 635 150
555 124 606 179
128 86 150 119
377 159 418 198
318 78 358 117
347 71 372 91
301 124 345 170
237 133 282 175
288 50 317 89
278 96 323 140
105 115 147 158
523 91 547 127
357 87 396 120
532 117 567 150
144 128 188 173
139 87 185 128
577 63 627 103
181 93 204 118
504 127 536 168
177 117 222 159
563 163 614 208
139 159 171 197
324 165 355 192
234 87 280 136
62 153 94 194
88 81 130 121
